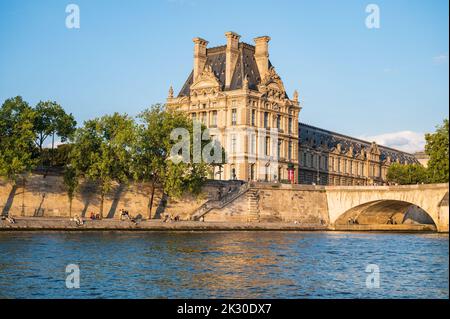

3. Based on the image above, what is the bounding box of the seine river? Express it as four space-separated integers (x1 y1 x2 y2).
0 231 448 299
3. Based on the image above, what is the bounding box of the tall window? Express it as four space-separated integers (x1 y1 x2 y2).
250 134 256 155
277 140 282 160
251 109 256 126
276 115 281 129
337 158 341 172
231 134 237 154
192 113 197 121
288 141 292 160
231 109 237 125
288 117 292 134
264 112 269 128
201 112 207 125
211 111 217 127
265 137 270 156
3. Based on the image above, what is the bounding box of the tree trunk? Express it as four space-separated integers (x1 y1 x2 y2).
21 176 25 217
51 132 55 167
148 178 156 219
100 192 104 219
69 198 72 218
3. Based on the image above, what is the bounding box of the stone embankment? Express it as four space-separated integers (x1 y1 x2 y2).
0 217 328 231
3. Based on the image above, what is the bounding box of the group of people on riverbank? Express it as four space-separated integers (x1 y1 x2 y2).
1 214 16 224
162 213 181 223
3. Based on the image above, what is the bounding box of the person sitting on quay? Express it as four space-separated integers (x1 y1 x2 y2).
1 213 16 224
71 215 84 226
387 216 396 225
119 209 131 221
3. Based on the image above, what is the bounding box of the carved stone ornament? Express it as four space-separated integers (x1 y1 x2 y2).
190 65 221 94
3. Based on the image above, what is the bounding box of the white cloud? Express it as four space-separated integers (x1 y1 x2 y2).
359 131 425 153
433 53 448 64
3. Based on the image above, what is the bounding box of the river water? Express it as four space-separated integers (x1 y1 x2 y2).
0 231 448 299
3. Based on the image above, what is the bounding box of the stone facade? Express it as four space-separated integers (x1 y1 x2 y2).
168 31 420 186
167 32 301 183
298 123 419 186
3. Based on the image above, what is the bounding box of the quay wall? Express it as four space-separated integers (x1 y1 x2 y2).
0 175 448 232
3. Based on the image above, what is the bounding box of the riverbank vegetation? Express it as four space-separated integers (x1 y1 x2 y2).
386 119 449 185
0 96 222 219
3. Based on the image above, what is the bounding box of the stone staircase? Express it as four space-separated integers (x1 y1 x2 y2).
190 183 250 221
246 189 260 222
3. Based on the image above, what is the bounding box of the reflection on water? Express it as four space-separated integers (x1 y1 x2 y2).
0 231 448 299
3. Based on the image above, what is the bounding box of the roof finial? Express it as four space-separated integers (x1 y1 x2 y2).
168 85 174 99
293 90 299 103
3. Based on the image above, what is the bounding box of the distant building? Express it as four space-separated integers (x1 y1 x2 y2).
167 32 418 185
414 151 430 168
298 123 418 186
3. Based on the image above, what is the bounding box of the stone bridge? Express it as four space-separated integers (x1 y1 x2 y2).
326 183 449 232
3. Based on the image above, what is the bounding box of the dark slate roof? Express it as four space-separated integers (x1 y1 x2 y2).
178 43 266 97
298 122 419 164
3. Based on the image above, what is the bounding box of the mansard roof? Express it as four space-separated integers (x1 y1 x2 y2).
178 43 271 97
298 122 419 164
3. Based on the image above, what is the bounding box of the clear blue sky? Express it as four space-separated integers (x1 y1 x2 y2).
0 0 448 151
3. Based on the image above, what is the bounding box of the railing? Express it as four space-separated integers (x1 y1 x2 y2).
191 183 250 220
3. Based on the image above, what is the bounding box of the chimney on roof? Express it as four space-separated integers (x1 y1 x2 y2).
193 37 208 81
254 36 271 76
225 31 241 89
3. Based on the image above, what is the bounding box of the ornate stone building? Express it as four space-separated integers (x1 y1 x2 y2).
298 123 419 186
167 32 418 185
167 32 301 182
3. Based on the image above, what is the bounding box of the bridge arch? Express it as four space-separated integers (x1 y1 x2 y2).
334 200 437 228
325 184 449 232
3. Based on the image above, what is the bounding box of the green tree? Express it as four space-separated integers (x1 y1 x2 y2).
0 96 37 184
425 119 449 183
69 113 136 218
387 162 429 185
133 104 215 219
33 101 76 164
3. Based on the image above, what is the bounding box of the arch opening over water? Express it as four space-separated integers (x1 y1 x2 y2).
334 200 437 230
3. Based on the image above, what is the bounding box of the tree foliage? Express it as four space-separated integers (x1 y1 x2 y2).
387 119 449 185
69 113 136 218
33 101 76 152
386 163 429 185
0 96 37 183
425 119 449 183
133 104 217 218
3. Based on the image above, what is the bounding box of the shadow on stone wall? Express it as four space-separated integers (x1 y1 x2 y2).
1 184 17 216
